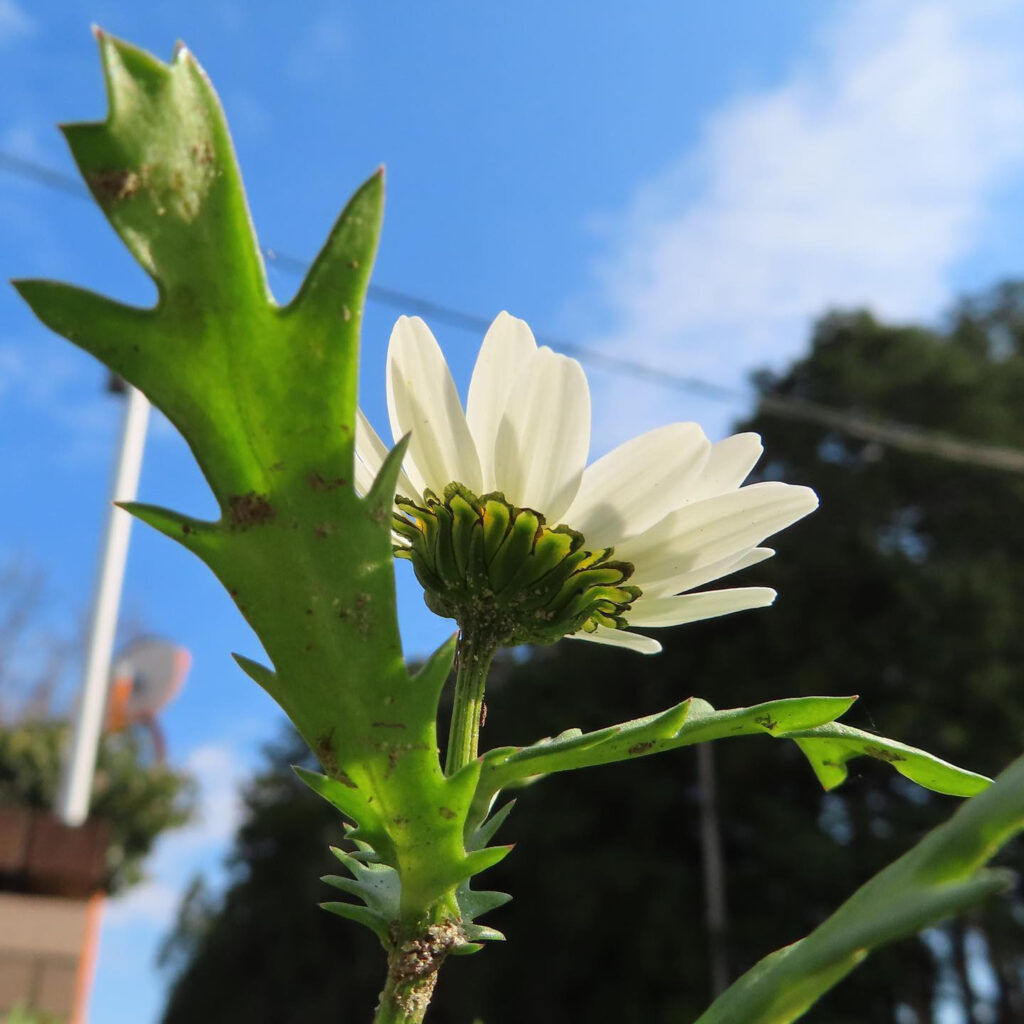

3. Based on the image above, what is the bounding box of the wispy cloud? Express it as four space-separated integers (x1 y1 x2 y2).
2 123 42 160
105 741 248 928
104 876 180 927
0 339 123 465
286 10 347 84
176 742 247 850
583 0 1024 446
0 0 32 46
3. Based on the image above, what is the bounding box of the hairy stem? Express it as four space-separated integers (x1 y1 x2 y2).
444 629 498 775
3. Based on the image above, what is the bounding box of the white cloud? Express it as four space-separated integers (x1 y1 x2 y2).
583 0 1024 446
0 341 80 404
105 741 247 927
0 345 24 396
0 0 32 45
0 341 112 465
104 877 180 928
224 92 271 139
286 11 347 84
2 123 41 160
176 742 246 850
0 338 183 464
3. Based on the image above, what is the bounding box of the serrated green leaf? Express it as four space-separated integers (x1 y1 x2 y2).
320 901 392 945
464 923 507 943
459 888 513 920
231 652 281 703
294 766 393 860
472 696 853 819
472 694 987 824
468 800 516 851
452 868 513 957
501 725 621 767
678 695 857 740
461 844 515 879
366 433 412 521
116 501 215 556
408 632 458 721
695 753 1024 1024
17 32 505 940
448 942 485 957
791 722 990 797
322 862 401 920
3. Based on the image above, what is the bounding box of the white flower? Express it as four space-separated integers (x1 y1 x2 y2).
355 312 818 655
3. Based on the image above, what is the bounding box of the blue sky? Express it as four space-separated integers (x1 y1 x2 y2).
3 1 1024 1021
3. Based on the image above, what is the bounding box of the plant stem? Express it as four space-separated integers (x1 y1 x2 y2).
375 629 497 1020
372 963 433 1024
444 628 498 775
372 919 463 1024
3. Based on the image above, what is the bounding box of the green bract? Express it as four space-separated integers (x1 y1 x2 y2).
394 483 639 646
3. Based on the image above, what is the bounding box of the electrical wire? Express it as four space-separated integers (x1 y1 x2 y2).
5 150 1024 474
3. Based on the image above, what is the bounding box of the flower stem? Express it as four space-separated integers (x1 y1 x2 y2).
372 918 463 1024
444 628 498 775
372 957 435 1024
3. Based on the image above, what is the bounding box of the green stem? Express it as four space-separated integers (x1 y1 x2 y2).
372 961 433 1024
374 629 497 1020
444 628 498 775
372 918 463 1024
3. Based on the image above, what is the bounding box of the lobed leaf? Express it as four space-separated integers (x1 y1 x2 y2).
695 752 1024 1024
15 31 502 939
472 695 989 823
472 696 849 819
791 721 990 797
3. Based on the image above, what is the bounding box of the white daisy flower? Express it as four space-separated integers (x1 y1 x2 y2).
355 312 818 655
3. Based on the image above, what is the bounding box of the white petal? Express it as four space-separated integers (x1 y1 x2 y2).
617 482 818 589
628 587 776 627
562 423 711 548
354 456 376 496
354 408 419 498
688 433 763 501
567 625 662 655
492 347 590 521
642 546 775 598
386 316 482 495
465 312 538 491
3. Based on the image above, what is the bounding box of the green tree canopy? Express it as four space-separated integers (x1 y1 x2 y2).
160 283 1024 1023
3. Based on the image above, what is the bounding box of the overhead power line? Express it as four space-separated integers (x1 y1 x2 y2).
5 150 1024 474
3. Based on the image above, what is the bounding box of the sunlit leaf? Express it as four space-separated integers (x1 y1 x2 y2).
695 753 1024 1024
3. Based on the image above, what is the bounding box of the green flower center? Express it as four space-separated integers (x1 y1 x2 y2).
393 483 641 647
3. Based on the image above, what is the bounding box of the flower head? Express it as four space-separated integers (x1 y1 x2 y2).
356 312 818 654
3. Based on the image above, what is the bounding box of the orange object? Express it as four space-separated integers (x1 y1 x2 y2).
70 893 104 1024
104 642 191 735
104 675 133 732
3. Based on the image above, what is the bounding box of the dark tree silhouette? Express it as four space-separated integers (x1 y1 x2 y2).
161 284 1024 1023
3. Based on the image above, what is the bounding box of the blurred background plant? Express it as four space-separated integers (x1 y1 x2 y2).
0 721 194 894
0 559 195 895
158 284 1024 1024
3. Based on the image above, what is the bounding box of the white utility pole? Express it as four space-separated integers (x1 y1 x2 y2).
56 384 150 826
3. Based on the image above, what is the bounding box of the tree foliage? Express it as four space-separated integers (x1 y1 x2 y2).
0 721 195 894
159 284 1024 1022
